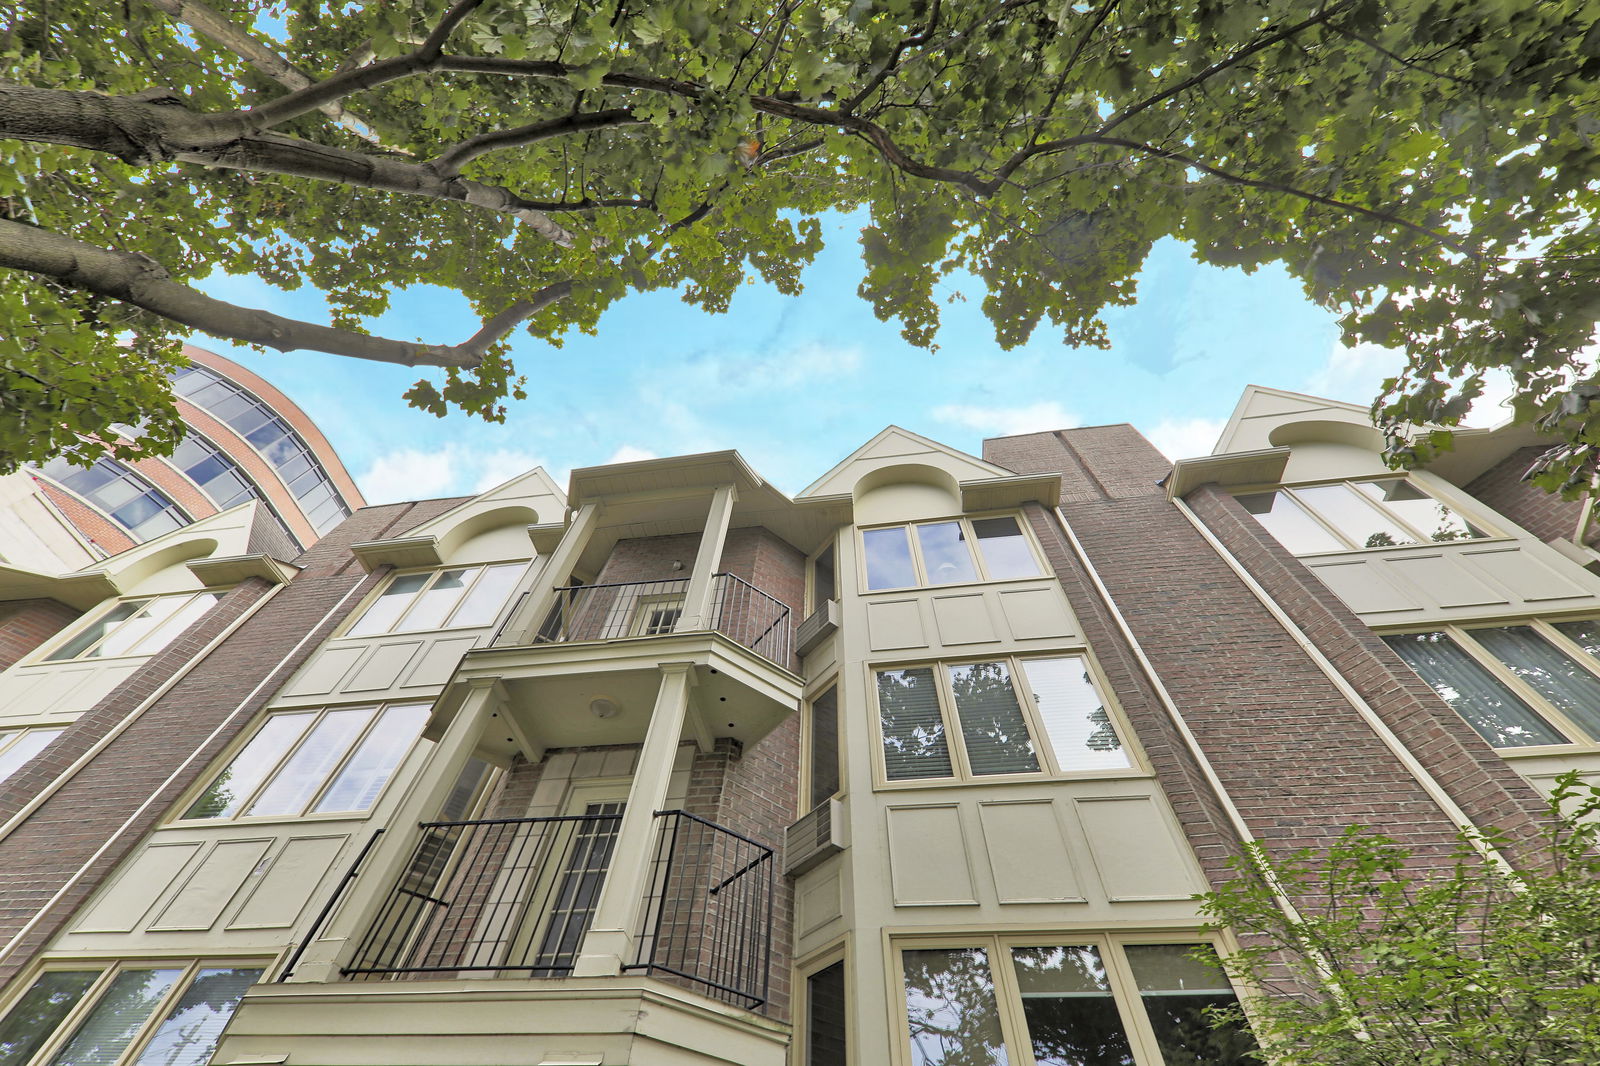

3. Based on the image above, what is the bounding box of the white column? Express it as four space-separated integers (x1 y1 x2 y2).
570 662 694 977
497 501 600 646
285 681 496 982
675 484 737 632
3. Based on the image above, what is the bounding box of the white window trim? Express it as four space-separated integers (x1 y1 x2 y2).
857 512 1048 594
891 932 1248 1066
0 957 267 1066
1237 475 1502 556
868 651 1146 789
1384 617 1600 754
29 590 222 665
340 559 531 639
171 700 430 825
802 674 845 809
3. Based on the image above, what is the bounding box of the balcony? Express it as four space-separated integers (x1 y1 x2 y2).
338 809 775 1010
510 573 794 672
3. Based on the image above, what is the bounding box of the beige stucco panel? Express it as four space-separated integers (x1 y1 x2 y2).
1075 796 1203 902
977 799 1085 904
885 803 978 906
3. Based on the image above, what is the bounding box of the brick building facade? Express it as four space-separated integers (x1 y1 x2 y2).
0 384 1595 1066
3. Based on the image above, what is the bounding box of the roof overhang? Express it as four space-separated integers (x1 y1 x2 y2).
0 564 121 610
187 553 301 587
1165 447 1292 499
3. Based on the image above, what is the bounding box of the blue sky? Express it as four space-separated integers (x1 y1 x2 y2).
196 213 1423 504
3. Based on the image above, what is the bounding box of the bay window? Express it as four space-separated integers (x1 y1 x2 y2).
1237 478 1486 554
1385 618 1600 749
41 592 222 662
862 515 1043 591
346 562 528 637
875 654 1134 783
899 937 1256 1066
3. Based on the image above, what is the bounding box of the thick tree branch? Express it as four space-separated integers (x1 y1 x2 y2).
840 0 941 113
432 109 645 178
0 217 570 367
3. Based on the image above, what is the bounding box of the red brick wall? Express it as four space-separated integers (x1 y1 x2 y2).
983 428 1543 886
1463 445 1594 546
0 599 80 671
0 497 463 985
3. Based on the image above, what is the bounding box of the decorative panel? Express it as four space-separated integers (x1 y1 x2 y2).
866 600 926 652
1304 559 1422 615
71 842 201 933
148 838 273 931
402 636 481 688
1074 796 1198 902
978 800 1083 904
997 588 1075 640
796 871 843 937
931 594 998 646
229 835 349 929
343 641 424 692
1462 546 1592 603
279 645 364 697
886 804 976 906
1384 554 1508 608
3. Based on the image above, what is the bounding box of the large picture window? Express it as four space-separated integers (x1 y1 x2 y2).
0 961 262 1066
41 592 222 663
346 563 528 637
874 654 1134 783
862 515 1043 591
899 936 1257 1066
1385 619 1600 749
1237 478 1487 554
181 702 430 820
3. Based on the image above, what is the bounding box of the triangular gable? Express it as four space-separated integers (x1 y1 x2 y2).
1213 385 1371 456
396 466 568 563
80 501 266 594
797 426 1012 499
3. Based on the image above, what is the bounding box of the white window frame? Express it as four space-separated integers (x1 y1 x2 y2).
892 932 1251 1066
1384 617 1600 753
807 535 840 615
32 591 222 664
0 725 66 785
858 512 1047 593
173 700 431 824
342 560 530 638
802 675 844 809
1236 475 1498 555
0 957 267 1066
869 651 1144 788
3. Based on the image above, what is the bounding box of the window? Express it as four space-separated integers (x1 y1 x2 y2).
172 364 351 533
346 563 528 637
1385 620 1600 749
807 683 841 808
875 655 1134 783
1237 478 1487 554
181 702 430 820
632 596 684 636
0 962 262 1066
166 433 298 549
803 958 847 1066
899 937 1257 1066
862 515 1043 591
42 593 222 662
35 458 187 542
0 727 65 785
810 542 837 612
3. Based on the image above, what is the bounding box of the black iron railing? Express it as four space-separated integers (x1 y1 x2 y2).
340 809 775 1011
343 811 623 979
531 573 792 669
625 810 774 1010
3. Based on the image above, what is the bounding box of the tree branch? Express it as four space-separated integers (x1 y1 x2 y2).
0 217 571 367
840 0 941 113
432 108 645 178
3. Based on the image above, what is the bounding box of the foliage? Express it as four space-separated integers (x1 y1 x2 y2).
1198 772 1600 1066
2 1 1599 475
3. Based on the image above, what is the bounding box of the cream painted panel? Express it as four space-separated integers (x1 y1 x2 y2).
0 669 51 716
343 641 424 693
997 588 1076 640
229 835 350 929
866 599 926 651
279 645 365 697
1074 796 1199 901
886 803 977 906
930 594 999 646
1304 559 1423 615
0 662 140 718
402 635 481 688
1460 546 1594 603
855 482 960 525
71 842 202 933
978 800 1084 904
796 869 842 937
1383 553 1508 609
148 838 273 931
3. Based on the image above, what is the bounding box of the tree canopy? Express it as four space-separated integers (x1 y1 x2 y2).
3 0 1598 479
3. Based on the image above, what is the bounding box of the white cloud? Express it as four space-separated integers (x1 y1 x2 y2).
604 445 658 465
1143 416 1227 461
357 444 548 504
1304 340 1407 405
931 401 1079 437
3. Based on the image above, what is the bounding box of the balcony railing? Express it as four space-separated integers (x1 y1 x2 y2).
341 810 775 1010
525 573 793 669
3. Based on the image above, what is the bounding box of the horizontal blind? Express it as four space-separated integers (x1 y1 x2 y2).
947 662 1039 776
876 668 952 780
